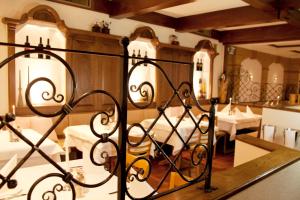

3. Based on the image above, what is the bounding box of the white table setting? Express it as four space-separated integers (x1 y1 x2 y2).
0 158 154 200
0 128 63 167
216 101 262 140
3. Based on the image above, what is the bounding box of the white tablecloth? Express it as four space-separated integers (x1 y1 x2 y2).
0 129 63 167
0 159 154 200
141 116 216 156
216 112 262 140
64 124 155 162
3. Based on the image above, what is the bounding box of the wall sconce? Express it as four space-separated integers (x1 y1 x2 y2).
273 74 278 83
249 73 253 81
227 46 236 55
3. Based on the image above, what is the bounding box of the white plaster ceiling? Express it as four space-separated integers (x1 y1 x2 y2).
235 40 300 58
156 0 299 58
156 0 249 18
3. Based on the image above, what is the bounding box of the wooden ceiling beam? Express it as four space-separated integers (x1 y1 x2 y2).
175 6 281 32
242 0 300 26
129 13 176 29
220 24 300 44
110 0 197 19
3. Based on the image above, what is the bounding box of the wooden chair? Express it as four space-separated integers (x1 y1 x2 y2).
126 153 150 179
126 132 153 178
169 172 191 189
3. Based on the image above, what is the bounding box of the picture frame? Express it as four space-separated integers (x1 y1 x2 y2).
47 0 92 9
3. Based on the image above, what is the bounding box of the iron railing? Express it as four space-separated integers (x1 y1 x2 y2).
0 37 216 199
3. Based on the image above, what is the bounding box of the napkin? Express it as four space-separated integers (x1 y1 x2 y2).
246 106 255 117
284 128 297 148
263 125 276 142
0 155 21 198
220 104 230 113
233 107 244 118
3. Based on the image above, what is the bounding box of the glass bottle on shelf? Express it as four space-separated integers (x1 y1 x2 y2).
198 77 203 99
131 49 136 65
38 37 44 59
24 36 30 58
144 51 148 67
137 49 141 62
45 38 51 59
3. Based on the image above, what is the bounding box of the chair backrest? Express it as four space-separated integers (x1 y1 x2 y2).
127 134 152 158
262 124 276 142
169 172 191 189
126 153 149 179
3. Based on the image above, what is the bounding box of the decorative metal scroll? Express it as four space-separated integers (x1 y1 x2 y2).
126 57 216 199
0 48 121 200
0 38 216 199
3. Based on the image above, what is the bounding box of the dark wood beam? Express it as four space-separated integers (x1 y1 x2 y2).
110 0 197 19
129 13 176 29
220 24 300 44
175 6 281 32
242 0 300 26
241 0 276 12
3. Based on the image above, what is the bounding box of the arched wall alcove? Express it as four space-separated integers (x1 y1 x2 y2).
239 58 262 102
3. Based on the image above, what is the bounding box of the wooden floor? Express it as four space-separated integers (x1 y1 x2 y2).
147 152 234 192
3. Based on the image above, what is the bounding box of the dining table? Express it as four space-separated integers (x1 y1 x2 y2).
216 111 262 141
140 116 216 156
64 123 155 164
0 159 154 199
0 129 63 167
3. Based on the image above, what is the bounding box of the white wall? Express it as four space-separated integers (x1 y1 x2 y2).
0 0 224 114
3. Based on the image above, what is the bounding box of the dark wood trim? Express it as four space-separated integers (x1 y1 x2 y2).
292 50 300 54
110 0 197 19
270 44 300 48
175 6 280 32
220 24 300 44
129 26 160 47
47 0 92 9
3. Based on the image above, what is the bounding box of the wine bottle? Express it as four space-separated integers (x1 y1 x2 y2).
131 49 136 65
196 59 200 71
38 37 43 59
45 38 51 59
24 36 30 58
199 59 203 71
137 49 141 62
144 51 148 67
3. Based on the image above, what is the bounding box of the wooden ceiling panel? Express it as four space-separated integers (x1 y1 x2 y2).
175 6 280 32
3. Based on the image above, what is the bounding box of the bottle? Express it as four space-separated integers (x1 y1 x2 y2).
144 51 148 67
199 59 203 71
45 38 51 59
131 49 136 65
38 37 43 59
24 36 30 58
196 59 200 71
137 49 141 62
199 78 203 98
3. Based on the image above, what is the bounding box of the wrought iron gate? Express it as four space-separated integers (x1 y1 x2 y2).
0 37 216 199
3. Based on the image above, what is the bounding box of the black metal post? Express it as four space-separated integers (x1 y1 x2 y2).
118 37 129 200
204 97 217 192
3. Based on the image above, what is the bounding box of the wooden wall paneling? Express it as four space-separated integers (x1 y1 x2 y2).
67 34 98 111
156 47 178 105
96 37 122 108
156 44 194 106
